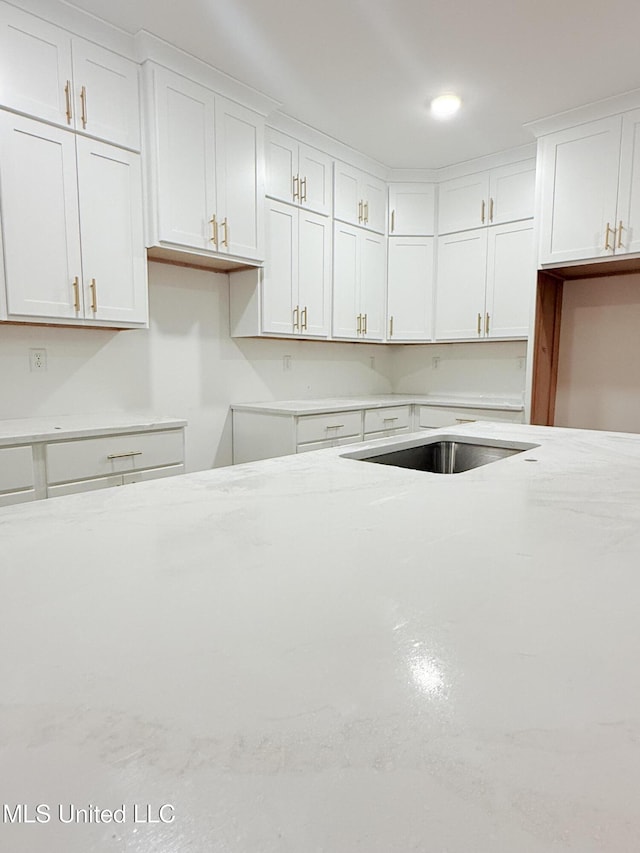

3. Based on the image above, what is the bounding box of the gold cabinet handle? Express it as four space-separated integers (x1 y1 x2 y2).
107 450 143 460
301 306 308 331
357 313 362 334
221 217 228 247
383 416 399 422
489 197 494 222
481 199 486 224
617 220 624 249
605 222 613 250
390 209 395 233
90 278 97 313
80 85 87 129
72 276 80 312
362 313 368 335
389 315 394 337
209 214 218 247
477 312 482 335
326 424 344 430
364 201 369 224
64 80 72 124
293 305 299 331
293 174 299 201
301 177 307 202
485 312 490 335
358 200 363 223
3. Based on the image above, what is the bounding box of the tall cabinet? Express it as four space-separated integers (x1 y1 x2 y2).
0 1 146 328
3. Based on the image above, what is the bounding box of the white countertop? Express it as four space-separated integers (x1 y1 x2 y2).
0 413 187 446
231 392 524 415
1 422 639 852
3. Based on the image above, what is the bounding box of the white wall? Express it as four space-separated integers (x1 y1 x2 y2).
390 339 528 397
554 274 640 433
0 262 393 469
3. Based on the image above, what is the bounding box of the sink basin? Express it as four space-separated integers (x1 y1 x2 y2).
342 435 539 474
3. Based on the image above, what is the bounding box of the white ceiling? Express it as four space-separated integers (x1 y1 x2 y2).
68 0 640 169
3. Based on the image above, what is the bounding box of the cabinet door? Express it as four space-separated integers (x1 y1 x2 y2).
262 200 296 335
298 144 332 215
538 116 622 265
71 38 140 150
0 113 81 319
215 95 263 260
0 3 72 127
488 161 535 225
332 221 360 338
298 209 331 337
387 237 434 341
360 231 386 340
154 68 216 250
360 173 387 234
438 172 490 234
77 138 147 324
334 161 360 226
485 222 533 338
388 183 435 236
265 128 296 204
616 108 640 256
435 229 487 340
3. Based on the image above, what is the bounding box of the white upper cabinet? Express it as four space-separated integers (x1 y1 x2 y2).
387 237 434 341
438 160 535 234
0 3 140 150
435 221 532 341
265 128 332 215
146 65 264 263
388 183 435 236
334 162 386 233
261 199 331 337
76 137 146 324
332 222 386 340
538 111 640 264
0 113 81 319
0 112 146 326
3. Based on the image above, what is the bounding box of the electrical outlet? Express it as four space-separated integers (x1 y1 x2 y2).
518 357 526 370
29 348 47 372
432 356 440 369
283 355 292 371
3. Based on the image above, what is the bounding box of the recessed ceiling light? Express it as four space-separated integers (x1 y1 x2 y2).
430 93 462 120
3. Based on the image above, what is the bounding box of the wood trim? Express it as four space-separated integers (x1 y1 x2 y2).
530 271 563 425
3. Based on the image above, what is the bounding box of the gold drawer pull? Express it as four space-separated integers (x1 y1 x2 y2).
383 416 399 421
80 85 87 129
293 174 299 201
617 220 624 249
363 201 369 224
209 214 218 247
390 209 395 233
301 177 307 202
485 312 490 335
326 424 344 430
489 197 494 222
64 80 72 124
293 305 300 330
107 451 143 459
221 217 229 247
481 199 486 224
605 222 613 250
90 278 97 313
389 315 394 337
362 313 368 335
357 313 362 334
301 306 308 331
358 200 363 223
72 276 80 312
477 312 481 335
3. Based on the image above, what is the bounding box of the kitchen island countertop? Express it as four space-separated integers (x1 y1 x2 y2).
1 422 639 852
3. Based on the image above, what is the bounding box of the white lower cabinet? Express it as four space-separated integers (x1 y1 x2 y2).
435 221 533 340
262 199 331 337
387 237 434 341
332 222 386 340
417 406 525 429
0 421 185 506
0 445 36 507
0 112 146 326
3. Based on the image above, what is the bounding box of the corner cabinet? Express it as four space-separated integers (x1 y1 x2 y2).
435 221 533 340
538 110 640 265
143 64 264 267
387 237 435 341
0 112 147 326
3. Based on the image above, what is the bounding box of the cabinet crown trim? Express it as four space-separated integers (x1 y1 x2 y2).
525 88 640 138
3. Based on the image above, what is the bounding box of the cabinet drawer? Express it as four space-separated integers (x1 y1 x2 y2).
417 406 524 429
45 429 184 485
296 436 358 453
296 411 362 445
0 445 34 493
364 406 411 435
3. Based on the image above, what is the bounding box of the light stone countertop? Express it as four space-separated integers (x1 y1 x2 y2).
230 392 525 416
0 413 187 446
1 422 639 852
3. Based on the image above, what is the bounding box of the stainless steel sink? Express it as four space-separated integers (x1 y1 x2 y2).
342 435 539 474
